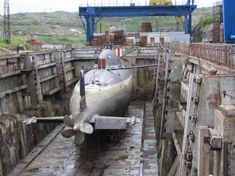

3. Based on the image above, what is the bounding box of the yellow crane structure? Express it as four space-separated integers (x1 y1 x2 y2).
149 0 172 5
175 16 183 31
149 0 183 31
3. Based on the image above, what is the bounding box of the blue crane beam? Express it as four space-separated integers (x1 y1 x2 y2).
79 4 196 43
80 5 196 17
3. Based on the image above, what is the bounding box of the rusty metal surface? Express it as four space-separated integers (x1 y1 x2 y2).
207 93 220 109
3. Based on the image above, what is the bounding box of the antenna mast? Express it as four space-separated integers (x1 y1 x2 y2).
3 0 11 44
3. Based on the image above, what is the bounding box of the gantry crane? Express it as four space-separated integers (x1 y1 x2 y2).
79 0 196 42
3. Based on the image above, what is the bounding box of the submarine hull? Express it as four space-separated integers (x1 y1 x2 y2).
70 69 133 124
24 48 135 144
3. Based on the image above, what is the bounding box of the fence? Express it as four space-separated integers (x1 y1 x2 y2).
167 43 235 69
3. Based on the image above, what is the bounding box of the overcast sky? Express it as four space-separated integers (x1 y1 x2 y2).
0 0 220 14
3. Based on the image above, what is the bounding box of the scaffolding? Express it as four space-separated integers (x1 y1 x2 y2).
212 1 223 43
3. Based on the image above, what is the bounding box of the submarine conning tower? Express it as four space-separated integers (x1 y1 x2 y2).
97 49 122 69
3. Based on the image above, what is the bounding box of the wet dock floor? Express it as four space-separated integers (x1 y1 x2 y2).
9 101 158 176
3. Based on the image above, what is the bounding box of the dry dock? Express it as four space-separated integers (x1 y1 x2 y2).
1 44 235 176
8 101 157 176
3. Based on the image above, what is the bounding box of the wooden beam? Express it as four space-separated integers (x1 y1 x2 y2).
0 70 21 79
39 74 57 83
37 62 56 70
0 84 27 99
66 77 79 87
172 131 182 155
65 67 76 73
197 126 210 176
63 57 76 63
168 156 180 176
35 65 43 103
43 87 61 96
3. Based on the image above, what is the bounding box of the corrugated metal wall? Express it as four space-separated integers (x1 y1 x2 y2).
223 0 235 43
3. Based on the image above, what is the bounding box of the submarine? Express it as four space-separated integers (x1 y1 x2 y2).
25 46 136 145
25 46 158 145
61 47 133 144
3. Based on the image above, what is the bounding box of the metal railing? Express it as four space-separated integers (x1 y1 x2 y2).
167 43 235 69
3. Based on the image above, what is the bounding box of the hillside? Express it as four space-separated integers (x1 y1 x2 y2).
11 11 83 35
0 7 212 47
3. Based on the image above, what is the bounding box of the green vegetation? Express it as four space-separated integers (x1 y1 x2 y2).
192 14 214 42
10 11 82 35
98 16 177 32
0 37 26 48
192 7 212 25
38 35 85 44
198 16 213 28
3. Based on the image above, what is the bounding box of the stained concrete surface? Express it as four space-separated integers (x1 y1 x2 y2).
12 101 159 176
142 102 159 175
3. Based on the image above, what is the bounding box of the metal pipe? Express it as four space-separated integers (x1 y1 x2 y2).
107 64 158 71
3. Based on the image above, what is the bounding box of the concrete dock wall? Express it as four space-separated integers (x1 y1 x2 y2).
0 47 156 176
154 43 235 176
0 48 99 176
